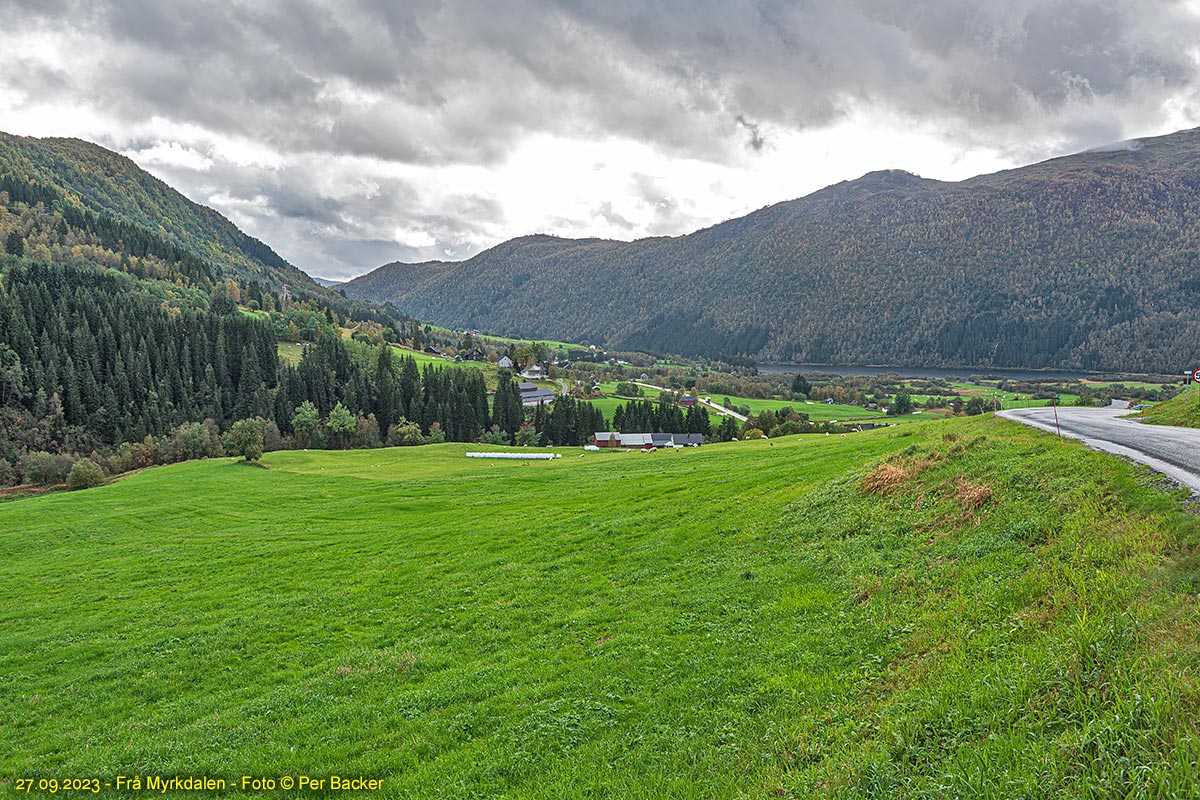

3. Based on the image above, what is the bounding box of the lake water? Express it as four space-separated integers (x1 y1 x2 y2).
758 363 1096 381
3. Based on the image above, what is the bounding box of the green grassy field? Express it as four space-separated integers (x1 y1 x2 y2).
583 382 663 420
594 381 662 398
389 344 447 368
276 341 306 365
945 382 1082 409
698 392 886 420
425 324 580 353
3 419 1200 797
586 384 887 424
1080 379 1177 392
583 395 634 419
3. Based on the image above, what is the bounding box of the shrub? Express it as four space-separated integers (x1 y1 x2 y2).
888 393 914 416
353 414 381 448
67 459 106 490
772 421 804 437
426 422 446 444
515 423 541 447
22 451 77 485
387 420 424 446
223 418 266 462
263 420 284 452
742 428 765 440
481 426 510 445
162 420 224 463
0 459 16 487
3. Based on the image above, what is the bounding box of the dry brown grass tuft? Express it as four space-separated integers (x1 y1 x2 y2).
861 462 911 496
909 457 936 475
863 455 940 496
954 476 994 513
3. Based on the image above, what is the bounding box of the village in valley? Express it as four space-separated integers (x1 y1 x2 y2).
379 325 1173 456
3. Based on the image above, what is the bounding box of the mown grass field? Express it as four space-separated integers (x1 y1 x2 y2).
3 419 1200 797
1080 379 1177 392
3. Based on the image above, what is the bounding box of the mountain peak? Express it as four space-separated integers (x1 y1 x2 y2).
860 168 923 181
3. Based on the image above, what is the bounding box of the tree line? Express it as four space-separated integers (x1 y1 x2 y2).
0 259 616 485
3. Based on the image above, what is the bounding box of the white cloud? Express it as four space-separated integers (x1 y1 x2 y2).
129 141 213 171
392 227 437 249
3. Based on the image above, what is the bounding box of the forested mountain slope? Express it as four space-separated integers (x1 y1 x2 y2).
0 132 321 295
0 132 537 486
343 128 1200 372
341 258 452 298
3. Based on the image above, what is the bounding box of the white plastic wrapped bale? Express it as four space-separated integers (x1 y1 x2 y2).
465 452 556 460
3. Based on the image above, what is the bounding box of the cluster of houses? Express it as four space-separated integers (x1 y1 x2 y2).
437 349 548 381
497 355 546 380
448 349 546 376
593 432 705 449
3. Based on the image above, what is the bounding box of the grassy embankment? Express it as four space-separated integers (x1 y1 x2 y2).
3 416 1200 796
1141 391 1200 428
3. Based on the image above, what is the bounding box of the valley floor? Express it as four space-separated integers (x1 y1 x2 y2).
3 419 1200 798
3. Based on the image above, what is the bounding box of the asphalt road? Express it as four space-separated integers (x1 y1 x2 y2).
998 403 1200 493
633 381 748 421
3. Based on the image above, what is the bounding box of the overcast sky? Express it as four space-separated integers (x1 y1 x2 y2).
3 0 1200 280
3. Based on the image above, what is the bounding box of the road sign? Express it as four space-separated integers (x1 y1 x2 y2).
1193 367 1200 384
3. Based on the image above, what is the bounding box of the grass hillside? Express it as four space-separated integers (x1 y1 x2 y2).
3 420 1200 797
343 128 1200 373
1141 392 1200 428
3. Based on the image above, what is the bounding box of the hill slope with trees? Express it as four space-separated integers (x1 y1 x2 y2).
0 132 328 296
343 128 1200 373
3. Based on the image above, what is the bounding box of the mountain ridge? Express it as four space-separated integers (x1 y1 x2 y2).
342 127 1200 372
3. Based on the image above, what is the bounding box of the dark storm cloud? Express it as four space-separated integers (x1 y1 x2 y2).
736 116 766 152
11 0 1196 163
4 0 1200 274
